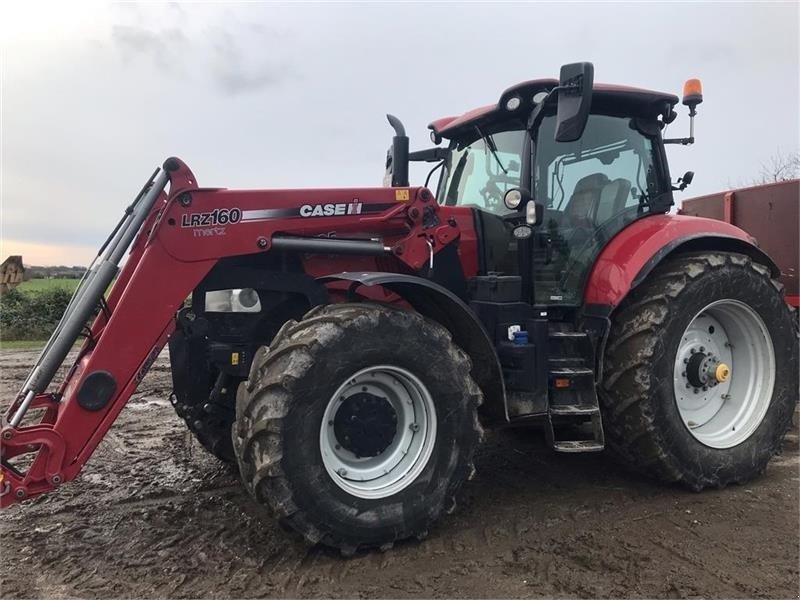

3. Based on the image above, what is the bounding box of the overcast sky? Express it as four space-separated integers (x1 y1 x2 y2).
1 1 798 266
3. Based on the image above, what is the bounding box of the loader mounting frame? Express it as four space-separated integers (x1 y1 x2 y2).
0 157 455 506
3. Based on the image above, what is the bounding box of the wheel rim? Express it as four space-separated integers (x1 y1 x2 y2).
320 365 437 499
673 299 775 449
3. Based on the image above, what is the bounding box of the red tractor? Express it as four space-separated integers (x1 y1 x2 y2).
2 63 797 554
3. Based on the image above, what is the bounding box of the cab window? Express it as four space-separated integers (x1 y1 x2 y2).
441 129 525 215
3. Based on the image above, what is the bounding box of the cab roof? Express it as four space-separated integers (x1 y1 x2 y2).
429 78 679 140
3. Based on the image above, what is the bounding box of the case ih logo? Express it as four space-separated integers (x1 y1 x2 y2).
181 208 242 228
299 200 362 218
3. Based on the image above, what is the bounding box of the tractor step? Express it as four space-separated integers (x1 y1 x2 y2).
551 439 605 453
545 327 605 453
546 410 605 453
549 404 600 416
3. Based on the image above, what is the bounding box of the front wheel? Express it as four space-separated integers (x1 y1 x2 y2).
233 303 483 553
600 252 798 490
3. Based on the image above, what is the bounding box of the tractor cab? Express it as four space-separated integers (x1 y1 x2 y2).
428 68 680 308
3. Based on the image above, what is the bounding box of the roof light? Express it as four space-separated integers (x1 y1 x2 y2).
682 78 703 107
505 96 521 111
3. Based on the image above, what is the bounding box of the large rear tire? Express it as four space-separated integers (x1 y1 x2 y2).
233 303 483 553
600 252 798 490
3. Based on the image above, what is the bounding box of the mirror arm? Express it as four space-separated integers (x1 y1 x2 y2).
408 148 451 162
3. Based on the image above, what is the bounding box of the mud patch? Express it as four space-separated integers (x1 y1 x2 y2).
1 348 798 598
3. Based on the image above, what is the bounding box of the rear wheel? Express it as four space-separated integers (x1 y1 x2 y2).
600 252 798 490
233 303 483 553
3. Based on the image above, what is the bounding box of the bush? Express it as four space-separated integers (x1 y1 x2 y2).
0 287 72 341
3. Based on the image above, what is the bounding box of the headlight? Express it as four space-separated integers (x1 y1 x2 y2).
504 188 523 210
205 288 262 313
505 96 521 111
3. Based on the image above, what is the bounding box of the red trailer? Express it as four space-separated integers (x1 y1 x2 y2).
680 180 799 307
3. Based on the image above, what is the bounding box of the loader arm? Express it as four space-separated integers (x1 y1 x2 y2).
0 157 456 506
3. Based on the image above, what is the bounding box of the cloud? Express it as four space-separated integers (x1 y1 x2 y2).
209 29 289 94
111 24 188 74
110 8 291 95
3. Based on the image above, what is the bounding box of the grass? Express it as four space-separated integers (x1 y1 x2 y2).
17 278 81 294
0 339 46 350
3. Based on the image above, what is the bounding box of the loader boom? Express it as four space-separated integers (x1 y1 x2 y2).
0 157 452 506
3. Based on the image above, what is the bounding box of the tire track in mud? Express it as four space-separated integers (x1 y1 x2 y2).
1 348 798 599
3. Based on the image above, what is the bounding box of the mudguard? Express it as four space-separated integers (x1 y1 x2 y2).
584 214 779 313
319 272 508 422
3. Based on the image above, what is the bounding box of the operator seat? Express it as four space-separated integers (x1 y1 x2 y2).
595 178 633 224
563 173 609 227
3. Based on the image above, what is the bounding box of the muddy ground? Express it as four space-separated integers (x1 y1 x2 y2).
1 348 798 599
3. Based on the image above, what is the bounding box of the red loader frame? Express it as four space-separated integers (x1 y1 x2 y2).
0 157 456 506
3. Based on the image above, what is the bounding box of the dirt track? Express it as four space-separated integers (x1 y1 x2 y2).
1 348 798 599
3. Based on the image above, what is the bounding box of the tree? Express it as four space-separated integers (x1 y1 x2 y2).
754 150 800 184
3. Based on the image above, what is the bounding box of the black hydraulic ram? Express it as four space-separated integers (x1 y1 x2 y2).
270 236 391 255
8 167 171 428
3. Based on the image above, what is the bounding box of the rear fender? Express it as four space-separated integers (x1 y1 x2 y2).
584 214 779 313
319 272 507 423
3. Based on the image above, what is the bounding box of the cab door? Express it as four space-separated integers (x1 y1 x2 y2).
531 113 667 306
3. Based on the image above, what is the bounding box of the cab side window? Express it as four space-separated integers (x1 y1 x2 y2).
443 129 525 215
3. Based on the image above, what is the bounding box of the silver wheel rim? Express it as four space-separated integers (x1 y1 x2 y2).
673 299 775 449
319 365 437 499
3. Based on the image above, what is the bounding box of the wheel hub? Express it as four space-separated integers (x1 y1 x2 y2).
685 350 724 388
333 392 397 458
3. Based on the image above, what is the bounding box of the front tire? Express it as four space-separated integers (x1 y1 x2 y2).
233 303 483 552
600 252 798 490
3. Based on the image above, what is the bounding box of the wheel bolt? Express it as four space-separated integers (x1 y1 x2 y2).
702 386 708 392
681 371 686 377
699 346 705 352
686 383 691 389
409 423 420 432
693 388 699 394
690 348 696 354
328 420 333 426
337 468 347 477
683 358 689 364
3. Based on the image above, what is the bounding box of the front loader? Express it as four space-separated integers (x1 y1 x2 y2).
2 63 797 554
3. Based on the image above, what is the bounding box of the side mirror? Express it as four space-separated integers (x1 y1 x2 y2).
673 170 695 191
554 62 594 142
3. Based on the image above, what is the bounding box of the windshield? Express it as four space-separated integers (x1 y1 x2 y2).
532 113 663 305
440 129 525 215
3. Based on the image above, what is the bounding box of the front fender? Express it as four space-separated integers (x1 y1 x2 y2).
584 214 779 312
319 272 507 423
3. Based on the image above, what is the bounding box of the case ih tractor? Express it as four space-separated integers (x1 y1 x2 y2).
2 63 797 554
